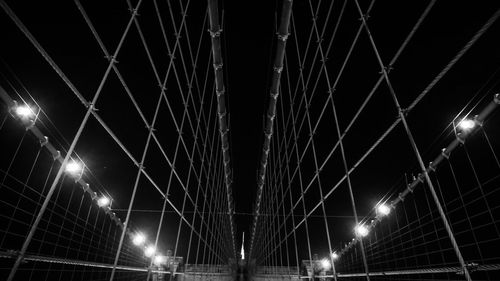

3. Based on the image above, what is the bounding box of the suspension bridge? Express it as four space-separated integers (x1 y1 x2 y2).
1 0 500 280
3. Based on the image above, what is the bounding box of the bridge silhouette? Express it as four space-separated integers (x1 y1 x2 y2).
1 0 500 281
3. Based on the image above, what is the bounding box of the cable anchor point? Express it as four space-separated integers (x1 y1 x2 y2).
208 28 223 38
441 148 450 159
358 13 370 21
277 33 289 41
128 8 140 17
213 63 223 70
53 150 61 161
105 55 119 64
40 136 49 147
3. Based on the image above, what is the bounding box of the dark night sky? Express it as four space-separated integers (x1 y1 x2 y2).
2 0 500 263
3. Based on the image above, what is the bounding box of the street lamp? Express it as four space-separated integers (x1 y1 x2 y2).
65 161 83 175
331 252 339 260
320 258 331 270
132 233 146 246
458 119 476 131
14 105 34 118
153 255 166 266
145 245 156 257
97 196 110 207
355 225 369 237
377 204 391 216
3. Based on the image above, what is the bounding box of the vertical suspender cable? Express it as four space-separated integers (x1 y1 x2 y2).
249 0 293 261
207 0 237 260
0 0 142 278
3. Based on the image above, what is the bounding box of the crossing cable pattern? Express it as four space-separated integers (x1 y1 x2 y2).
2 1 500 281
0 0 235 280
249 0 293 261
207 0 237 259
250 1 500 280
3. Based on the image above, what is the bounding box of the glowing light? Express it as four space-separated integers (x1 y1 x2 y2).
97 196 110 207
331 252 339 260
377 204 391 216
15 105 33 118
153 255 166 266
65 161 82 175
355 225 369 237
458 119 475 131
144 245 156 257
320 258 331 270
240 232 245 260
132 233 146 246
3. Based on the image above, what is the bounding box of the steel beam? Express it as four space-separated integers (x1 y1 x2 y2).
0 251 234 276
254 263 500 278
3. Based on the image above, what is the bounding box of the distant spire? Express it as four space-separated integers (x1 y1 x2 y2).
240 232 245 260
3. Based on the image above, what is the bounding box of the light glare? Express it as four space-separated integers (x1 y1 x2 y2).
377 204 391 216
458 119 475 131
15 105 33 118
132 233 146 246
97 196 110 207
331 252 339 260
153 255 166 266
320 258 331 270
355 225 369 237
65 161 82 175
144 245 156 257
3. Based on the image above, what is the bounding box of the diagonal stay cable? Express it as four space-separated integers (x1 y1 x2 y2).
1 1 144 280
249 0 293 259
75 0 219 243
256 0 344 261
207 0 237 258
124 0 220 240
126 0 206 204
279 1 375 209
3 0 221 270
